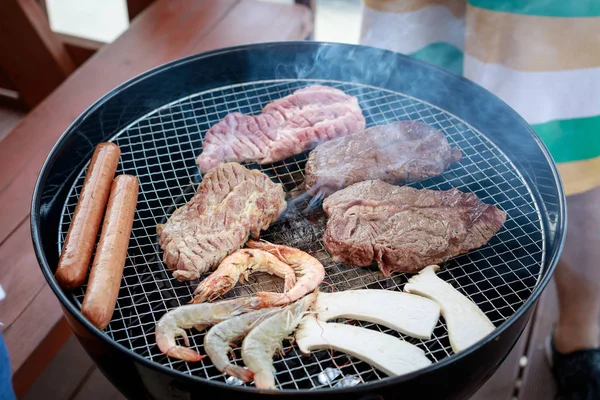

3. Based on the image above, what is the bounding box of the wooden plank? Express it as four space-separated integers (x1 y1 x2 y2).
4 285 71 399
71 368 125 400
470 322 530 399
0 105 24 142
517 280 558 399
58 33 105 68
0 93 25 111
0 221 47 334
0 67 16 91
22 335 95 400
0 0 238 247
0 0 75 108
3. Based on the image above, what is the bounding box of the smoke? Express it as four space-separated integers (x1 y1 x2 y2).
271 40 417 96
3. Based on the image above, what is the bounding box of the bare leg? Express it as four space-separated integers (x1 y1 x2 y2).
554 187 600 353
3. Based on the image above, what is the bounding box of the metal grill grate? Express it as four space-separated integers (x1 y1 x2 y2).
58 79 545 390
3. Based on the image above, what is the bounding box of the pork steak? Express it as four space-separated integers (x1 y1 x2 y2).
196 85 366 173
322 180 507 276
157 163 287 281
304 120 462 197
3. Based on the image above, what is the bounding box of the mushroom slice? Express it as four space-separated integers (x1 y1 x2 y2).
295 316 431 376
314 290 440 340
404 265 495 353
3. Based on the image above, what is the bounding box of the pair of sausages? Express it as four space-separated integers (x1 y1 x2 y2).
55 142 139 330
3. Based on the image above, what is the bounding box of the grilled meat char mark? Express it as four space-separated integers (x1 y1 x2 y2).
305 120 462 197
322 180 506 276
157 163 287 281
196 85 366 173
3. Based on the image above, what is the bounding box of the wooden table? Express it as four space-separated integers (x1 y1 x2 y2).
0 0 311 397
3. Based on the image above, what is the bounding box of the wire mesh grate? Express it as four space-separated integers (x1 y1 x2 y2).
58 79 545 390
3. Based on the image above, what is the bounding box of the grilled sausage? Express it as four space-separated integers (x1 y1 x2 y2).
81 175 139 330
55 142 121 290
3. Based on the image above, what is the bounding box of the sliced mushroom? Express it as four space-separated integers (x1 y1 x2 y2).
404 265 495 353
314 289 440 340
295 316 431 376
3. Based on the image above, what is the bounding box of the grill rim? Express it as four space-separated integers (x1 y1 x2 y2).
30 41 567 395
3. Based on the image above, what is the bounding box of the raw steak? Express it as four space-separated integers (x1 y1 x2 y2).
157 163 286 281
305 121 462 197
322 180 506 276
196 85 366 173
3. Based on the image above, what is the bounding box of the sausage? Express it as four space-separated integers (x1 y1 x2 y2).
81 175 139 330
55 142 121 290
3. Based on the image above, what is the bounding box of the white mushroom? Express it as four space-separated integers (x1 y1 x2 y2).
314 289 440 340
404 265 495 353
295 316 431 377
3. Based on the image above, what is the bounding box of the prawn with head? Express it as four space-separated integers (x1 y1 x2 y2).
204 307 281 382
155 296 264 362
242 293 318 389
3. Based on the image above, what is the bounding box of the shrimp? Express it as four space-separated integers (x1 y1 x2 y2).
155 296 263 362
191 249 296 304
204 307 281 382
241 293 317 389
246 240 325 306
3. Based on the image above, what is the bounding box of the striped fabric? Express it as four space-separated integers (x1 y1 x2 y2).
360 0 600 196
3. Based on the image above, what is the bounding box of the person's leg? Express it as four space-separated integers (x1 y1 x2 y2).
554 187 600 354
549 187 600 399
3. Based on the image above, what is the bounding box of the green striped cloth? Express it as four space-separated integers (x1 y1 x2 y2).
361 0 600 196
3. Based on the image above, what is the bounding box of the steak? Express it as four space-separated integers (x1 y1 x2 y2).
157 163 287 281
196 85 366 173
322 180 506 276
305 121 462 197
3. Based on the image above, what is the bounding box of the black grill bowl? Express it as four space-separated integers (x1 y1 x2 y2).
31 42 565 400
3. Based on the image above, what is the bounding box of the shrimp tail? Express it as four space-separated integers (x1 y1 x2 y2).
253 372 276 390
167 346 205 362
224 365 254 382
156 329 205 362
256 291 290 307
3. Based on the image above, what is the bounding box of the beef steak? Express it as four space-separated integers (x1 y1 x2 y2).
305 120 462 197
157 163 286 281
322 180 506 276
196 85 366 173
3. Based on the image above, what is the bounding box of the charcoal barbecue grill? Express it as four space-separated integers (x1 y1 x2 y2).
31 42 566 400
